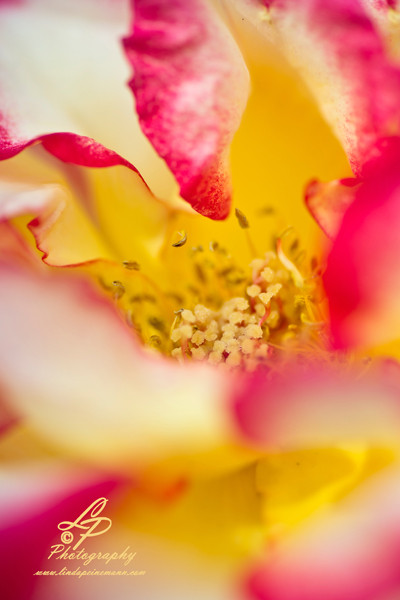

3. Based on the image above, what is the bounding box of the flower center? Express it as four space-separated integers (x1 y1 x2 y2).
169 239 326 370
99 228 327 371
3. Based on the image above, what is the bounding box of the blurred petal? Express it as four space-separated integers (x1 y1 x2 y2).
233 366 400 599
247 465 400 600
228 0 400 175
324 145 400 349
0 457 121 600
0 262 233 468
0 220 39 268
123 0 250 219
35 515 240 600
233 367 400 450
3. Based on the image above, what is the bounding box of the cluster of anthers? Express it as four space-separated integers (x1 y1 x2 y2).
169 239 326 370
98 211 327 371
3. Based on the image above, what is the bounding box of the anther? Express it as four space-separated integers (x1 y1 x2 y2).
235 208 250 229
122 260 140 270
112 280 125 300
172 231 187 247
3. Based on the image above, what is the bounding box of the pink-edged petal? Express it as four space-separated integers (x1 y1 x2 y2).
0 0 176 198
0 460 122 600
1 131 146 178
31 481 240 600
246 465 400 600
233 366 400 450
0 146 174 273
232 365 400 600
0 261 233 468
305 177 360 239
323 145 400 349
228 0 400 175
123 0 250 219
0 1 124 152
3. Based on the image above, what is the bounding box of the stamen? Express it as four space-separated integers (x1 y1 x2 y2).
97 228 326 370
276 239 304 288
168 237 325 370
235 208 250 229
235 207 258 256
172 230 187 247
257 205 275 216
247 284 262 298
112 280 125 300
122 260 140 270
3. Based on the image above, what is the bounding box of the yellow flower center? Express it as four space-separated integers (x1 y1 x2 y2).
99 226 327 370
169 241 326 369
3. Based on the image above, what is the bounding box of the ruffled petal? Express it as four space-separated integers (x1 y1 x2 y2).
123 0 250 219
0 174 113 267
0 2 123 150
2 132 136 171
0 0 177 198
227 0 400 175
0 146 173 276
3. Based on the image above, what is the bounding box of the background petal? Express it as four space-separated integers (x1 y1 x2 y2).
232 365 400 600
0 457 121 600
0 146 174 278
233 366 400 449
0 0 177 201
324 146 400 349
246 465 400 600
227 0 400 175
0 262 233 468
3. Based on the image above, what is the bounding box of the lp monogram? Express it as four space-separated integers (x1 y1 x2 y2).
57 497 112 550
